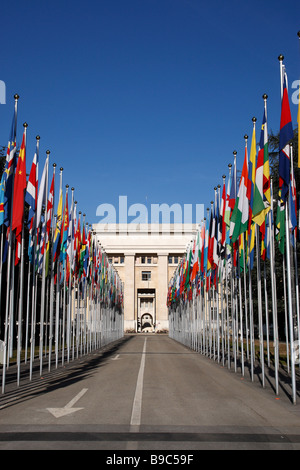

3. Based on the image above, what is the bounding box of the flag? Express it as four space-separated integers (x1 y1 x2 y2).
53 185 63 263
230 144 249 243
289 160 297 237
219 180 226 246
262 106 271 209
37 221 46 274
224 168 232 227
262 213 271 260
213 190 219 267
207 205 215 271
276 189 285 254
200 222 205 276
279 71 293 203
60 190 69 262
74 215 81 277
67 192 75 271
297 81 300 168
248 122 256 227
204 215 209 274
25 142 39 226
0 166 6 225
184 243 192 290
252 105 270 225
190 231 199 281
28 218 34 263
12 127 27 234
79 222 87 279
248 121 257 269
36 155 48 229
45 173 54 275
3 116 17 227
229 156 237 212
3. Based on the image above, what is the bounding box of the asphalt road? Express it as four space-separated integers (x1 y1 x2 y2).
1 333 300 452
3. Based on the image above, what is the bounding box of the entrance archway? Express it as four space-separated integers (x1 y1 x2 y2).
141 313 154 332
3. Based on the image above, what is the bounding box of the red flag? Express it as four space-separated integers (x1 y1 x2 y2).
12 128 27 235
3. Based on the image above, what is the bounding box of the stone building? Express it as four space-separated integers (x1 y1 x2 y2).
92 223 197 332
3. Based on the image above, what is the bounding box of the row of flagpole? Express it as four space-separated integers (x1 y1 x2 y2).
0 96 124 393
168 48 300 404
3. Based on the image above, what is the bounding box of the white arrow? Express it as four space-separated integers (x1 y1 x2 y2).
111 354 120 361
47 388 88 418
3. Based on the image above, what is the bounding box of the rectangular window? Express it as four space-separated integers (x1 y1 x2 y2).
142 271 151 281
141 256 146 264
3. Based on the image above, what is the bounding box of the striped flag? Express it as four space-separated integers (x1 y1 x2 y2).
229 156 237 213
45 172 54 275
252 104 270 225
279 71 293 203
220 179 227 257
25 142 39 226
248 120 257 269
36 155 48 229
53 185 63 264
230 144 249 243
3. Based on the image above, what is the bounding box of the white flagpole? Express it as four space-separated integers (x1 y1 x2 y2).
243 135 249 361
48 163 56 371
2 93 19 394
290 148 300 363
76 210 82 358
279 54 296 404
0 226 4 340
16 122 28 386
285 196 296 403
29 137 40 381
67 186 74 363
238 242 245 376
55 167 63 368
39 150 50 376
226 163 232 369
256 224 265 387
72 200 77 360
269 177 279 395
24 245 31 363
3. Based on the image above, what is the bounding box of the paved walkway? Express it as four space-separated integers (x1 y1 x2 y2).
0 334 300 451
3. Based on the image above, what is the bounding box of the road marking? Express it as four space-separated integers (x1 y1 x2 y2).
130 337 147 427
47 388 88 418
111 354 120 361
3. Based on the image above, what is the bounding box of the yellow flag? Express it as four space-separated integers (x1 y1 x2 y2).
54 188 63 243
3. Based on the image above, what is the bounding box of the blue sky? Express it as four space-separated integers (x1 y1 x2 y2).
1 0 299 225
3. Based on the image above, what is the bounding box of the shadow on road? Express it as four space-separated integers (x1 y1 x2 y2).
0 335 134 410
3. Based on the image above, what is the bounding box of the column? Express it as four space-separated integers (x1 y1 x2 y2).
156 252 168 332
124 252 135 332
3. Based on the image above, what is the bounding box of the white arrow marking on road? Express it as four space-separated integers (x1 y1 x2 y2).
47 388 88 418
111 354 120 361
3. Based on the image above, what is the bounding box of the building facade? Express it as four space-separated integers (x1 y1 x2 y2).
92 223 197 332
